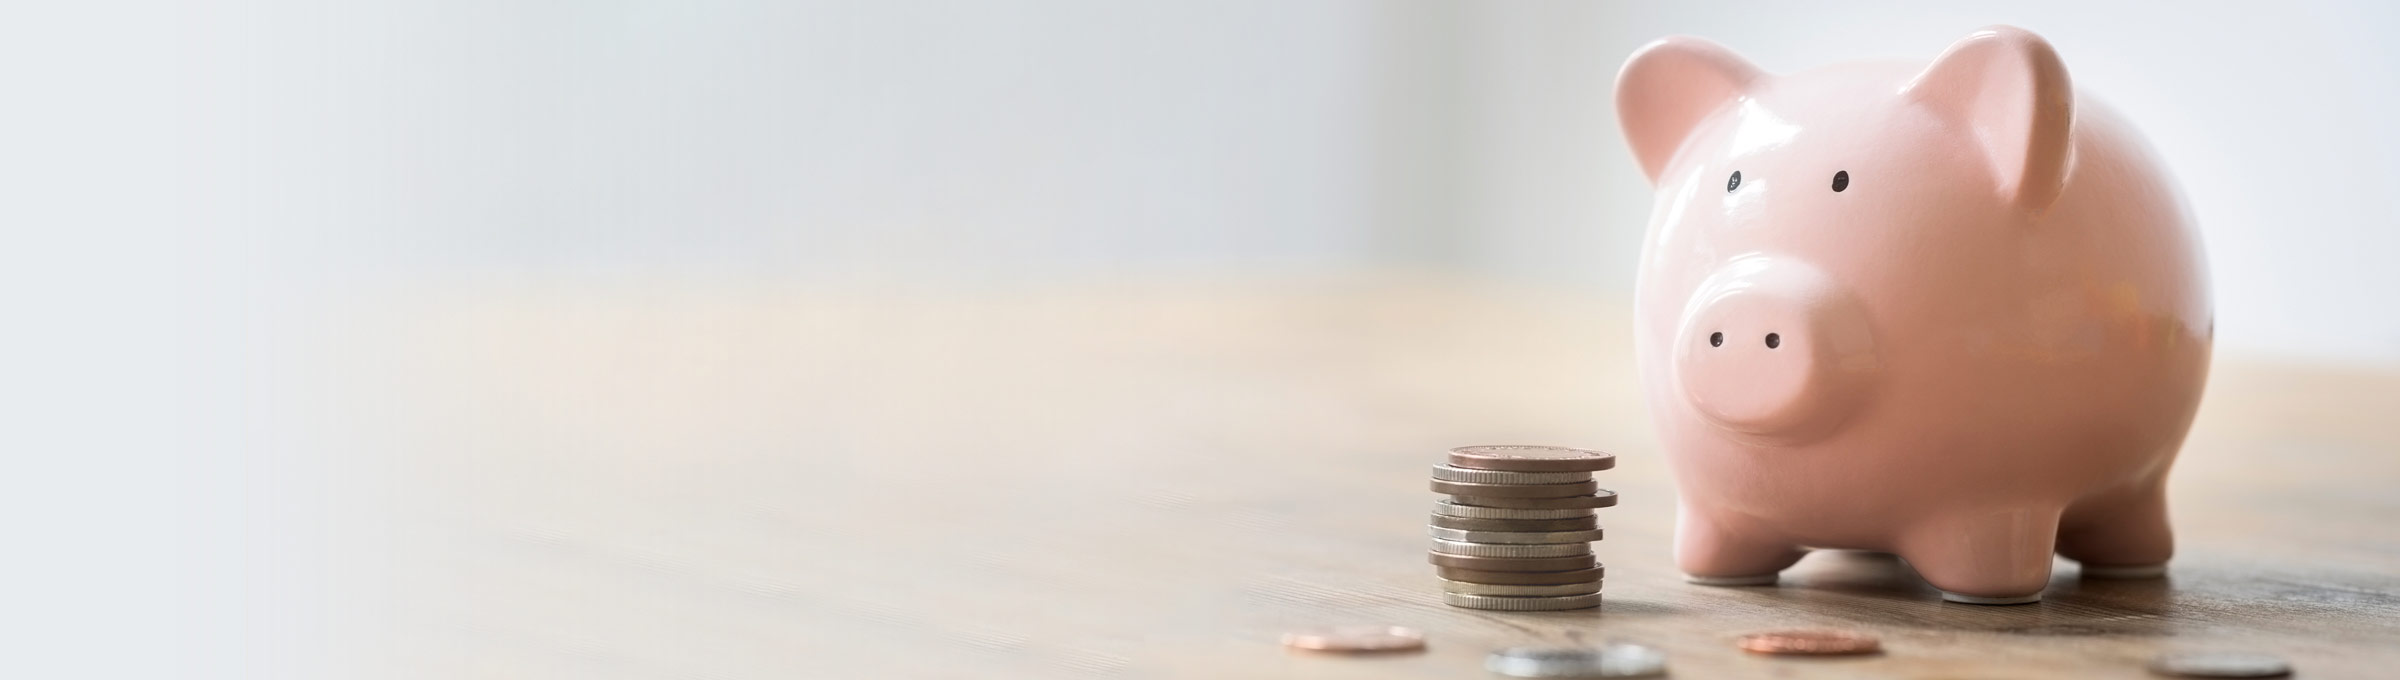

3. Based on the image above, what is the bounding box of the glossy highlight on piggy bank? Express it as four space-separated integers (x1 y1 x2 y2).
1617 26 2211 604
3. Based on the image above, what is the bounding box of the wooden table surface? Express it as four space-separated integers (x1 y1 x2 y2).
353 274 2400 678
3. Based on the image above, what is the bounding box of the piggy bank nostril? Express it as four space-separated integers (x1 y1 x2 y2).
1765 333 1782 349
1709 332 1724 347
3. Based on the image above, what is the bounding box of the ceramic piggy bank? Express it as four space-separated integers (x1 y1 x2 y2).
1617 26 2210 604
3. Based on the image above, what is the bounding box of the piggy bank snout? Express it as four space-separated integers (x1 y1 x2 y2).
1672 262 1878 441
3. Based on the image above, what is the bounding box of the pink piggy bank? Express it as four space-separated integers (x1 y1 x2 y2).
1617 26 2210 604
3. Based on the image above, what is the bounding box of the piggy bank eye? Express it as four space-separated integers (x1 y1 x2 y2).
1831 170 1849 192
1726 171 1743 193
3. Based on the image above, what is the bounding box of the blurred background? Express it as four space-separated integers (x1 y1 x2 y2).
4 1 2395 677
158 0 2400 360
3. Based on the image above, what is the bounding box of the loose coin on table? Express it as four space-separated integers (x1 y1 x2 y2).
1486 643 1666 678
1279 625 1426 654
1433 500 1595 521
1736 629 1883 656
1429 514 1599 532
1445 491 1619 510
1439 579 1603 597
1429 478 1599 498
1428 553 1596 572
1449 445 1618 473
1429 527 1606 545
1436 565 1605 585
1430 465 1593 485
1443 592 1601 611
1429 538 1591 559
2147 651 2293 678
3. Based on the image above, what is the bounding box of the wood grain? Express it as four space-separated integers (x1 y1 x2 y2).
351 274 2400 678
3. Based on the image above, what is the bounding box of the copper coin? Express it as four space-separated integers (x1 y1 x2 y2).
1446 490 1618 509
1430 514 1599 532
1448 445 1617 472
1436 565 1605 585
1736 630 1883 656
1430 479 1599 498
1281 625 1426 654
1428 553 1596 572
1440 579 1603 597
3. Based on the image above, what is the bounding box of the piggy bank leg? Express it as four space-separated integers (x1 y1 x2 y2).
1676 506 1806 586
1898 508 2061 605
2056 481 2173 578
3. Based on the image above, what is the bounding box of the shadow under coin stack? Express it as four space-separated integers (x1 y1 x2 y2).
1429 445 1618 611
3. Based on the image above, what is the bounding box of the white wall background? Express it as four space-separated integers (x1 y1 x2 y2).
205 0 2392 362
23 0 2362 363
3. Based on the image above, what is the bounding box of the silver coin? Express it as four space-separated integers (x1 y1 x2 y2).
1486 643 1665 678
1446 491 1617 509
1429 526 1605 544
1440 579 1601 597
1432 500 1595 520
1444 592 1601 611
2148 651 2293 678
1430 465 1592 485
1431 538 1591 558
1429 514 1598 532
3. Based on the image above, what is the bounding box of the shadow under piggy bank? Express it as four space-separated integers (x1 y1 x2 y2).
1715 550 2182 636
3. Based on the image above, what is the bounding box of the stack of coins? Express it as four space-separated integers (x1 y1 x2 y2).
1429 445 1617 611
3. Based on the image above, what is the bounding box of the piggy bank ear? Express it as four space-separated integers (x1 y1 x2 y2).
1616 37 1763 184
1904 26 2075 213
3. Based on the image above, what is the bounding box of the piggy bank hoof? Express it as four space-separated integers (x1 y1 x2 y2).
1685 573 1779 587
1939 590 2042 605
2079 563 2168 579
